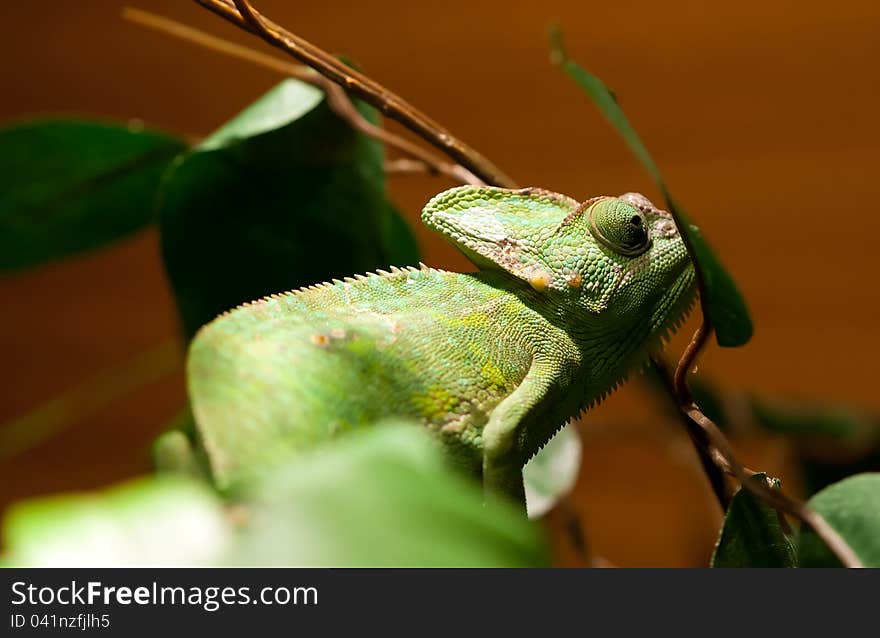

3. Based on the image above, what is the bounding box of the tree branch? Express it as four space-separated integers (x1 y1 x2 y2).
195 0 517 188
651 357 732 510
123 6 480 185
655 325 863 568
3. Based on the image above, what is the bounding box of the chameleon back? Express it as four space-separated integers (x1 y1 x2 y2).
189 266 551 483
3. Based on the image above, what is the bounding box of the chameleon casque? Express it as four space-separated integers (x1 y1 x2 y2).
187 186 696 504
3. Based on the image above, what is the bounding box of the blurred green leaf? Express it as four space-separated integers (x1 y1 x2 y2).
3 426 546 568
523 423 582 519
710 473 796 567
549 31 752 347
233 422 548 567
751 398 866 440
2 477 231 566
0 119 185 271
799 473 880 567
801 448 880 498
158 79 419 338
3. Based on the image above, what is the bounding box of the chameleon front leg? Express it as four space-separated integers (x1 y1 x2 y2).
481 356 558 509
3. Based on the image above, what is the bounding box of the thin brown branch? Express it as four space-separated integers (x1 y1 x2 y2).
382 158 480 184
652 357 732 510
322 88 483 186
196 0 516 188
124 6 310 79
661 285 861 565
686 401 862 566
657 328 863 568
124 6 478 185
673 318 712 403
384 158 435 176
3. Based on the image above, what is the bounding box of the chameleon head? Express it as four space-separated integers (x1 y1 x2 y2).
576 192 695 334
422 186 695 339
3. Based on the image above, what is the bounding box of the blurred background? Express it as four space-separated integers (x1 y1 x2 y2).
1 0 878 566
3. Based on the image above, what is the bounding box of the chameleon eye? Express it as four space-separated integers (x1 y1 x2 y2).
588 199 651 256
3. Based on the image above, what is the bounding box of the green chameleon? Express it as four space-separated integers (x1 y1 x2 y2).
187 186 696 504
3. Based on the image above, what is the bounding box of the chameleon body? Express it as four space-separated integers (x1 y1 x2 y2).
188 186 696 501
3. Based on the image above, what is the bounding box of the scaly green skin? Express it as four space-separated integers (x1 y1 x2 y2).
188 186 696 502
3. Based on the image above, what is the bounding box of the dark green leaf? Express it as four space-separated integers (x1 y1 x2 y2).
0 119 185 271
801 448 880 498
711 473 797 567
232 422 548 567
550 31 752 347
684 221 753 346
158 79 419 338
2 477 231 566
799 473 880 567
751 398 867 440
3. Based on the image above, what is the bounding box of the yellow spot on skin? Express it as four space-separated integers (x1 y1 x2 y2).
458 312 489 328
412 386 459 420
529 270 552 292
567 272 582 288
310 334 330 347
468 342 508 391
481 360 508 390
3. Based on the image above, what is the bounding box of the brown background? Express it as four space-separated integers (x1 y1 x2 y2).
1 0 878 566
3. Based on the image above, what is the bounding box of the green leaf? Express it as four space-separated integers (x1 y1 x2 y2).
799 473 880 567
523 423 582 519
232 422 548 567
2 426 546 568
750 398 867 440
549 31 752 347
158 79 419 338
2 477 231 566
0 119 185 271
198 79 324 151
711 473 797 567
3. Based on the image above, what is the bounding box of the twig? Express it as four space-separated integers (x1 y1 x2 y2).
385 158 437 176
655 334 864 567
194 0 515 188
673 319 712 403
123 7 479 185
651 357 732 510
383 158 477 184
